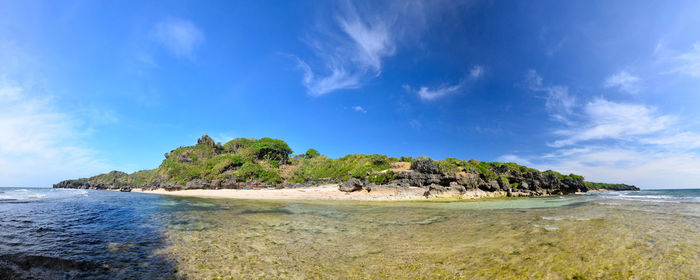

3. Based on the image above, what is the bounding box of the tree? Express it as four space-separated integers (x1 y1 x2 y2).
305 148 320 159
253 138 293 163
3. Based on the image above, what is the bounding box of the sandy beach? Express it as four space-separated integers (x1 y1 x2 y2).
131 185 515 200
132 184 425 200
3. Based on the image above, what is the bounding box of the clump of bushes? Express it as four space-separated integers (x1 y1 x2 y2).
289 154 397 183
235 162 282 184
305 148 320 159
369 170 397 185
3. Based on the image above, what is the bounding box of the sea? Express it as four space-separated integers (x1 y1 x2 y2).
0 187 698 279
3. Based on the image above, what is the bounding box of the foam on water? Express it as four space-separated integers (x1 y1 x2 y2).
0 188 87 201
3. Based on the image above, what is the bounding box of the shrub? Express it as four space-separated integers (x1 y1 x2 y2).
223 138 255 152
235 162 264 182
369 170 396 185
207 154 245 175
253 137 293 163
305 148 320 159
350 165 372 178
436 158 468 173
258 169 282 185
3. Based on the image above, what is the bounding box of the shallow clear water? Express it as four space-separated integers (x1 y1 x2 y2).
0 188 179 279
1 188 698 279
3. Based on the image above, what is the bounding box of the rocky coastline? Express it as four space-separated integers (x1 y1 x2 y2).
54 158 639 199
54 135 639 199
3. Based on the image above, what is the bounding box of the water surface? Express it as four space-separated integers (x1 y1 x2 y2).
1 188 698 279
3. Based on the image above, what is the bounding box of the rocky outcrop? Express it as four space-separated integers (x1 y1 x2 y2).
410 158 441 174
337 162 590 198
339 178 364 192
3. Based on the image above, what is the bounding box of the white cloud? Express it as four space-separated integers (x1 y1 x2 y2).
496 154 532 166
551 98 674 147
510 71 700 188
525 70 576 122
154 18 204 58
296 0 453 96
604 71 641 94
526 145 700 188
672 42 700 77
0 81 108 187
524 69 544 89
469 65 483 79
352 106 367 113
409 119 422 129
298 60 363 96
403 82 463 101
338 14 395 72
297 6 395 96
545 86 576 114
639 132 700 149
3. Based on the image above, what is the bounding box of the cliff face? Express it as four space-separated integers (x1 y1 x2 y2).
53 135 638 197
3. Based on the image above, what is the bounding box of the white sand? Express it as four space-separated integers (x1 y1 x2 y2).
132 184 430 201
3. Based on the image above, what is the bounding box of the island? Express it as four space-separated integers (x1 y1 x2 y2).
54 135 639 199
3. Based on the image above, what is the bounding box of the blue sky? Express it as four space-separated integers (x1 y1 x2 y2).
2 0 700 188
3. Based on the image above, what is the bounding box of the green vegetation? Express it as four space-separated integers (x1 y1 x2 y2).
584 182 638 191
369 170 397 185
543 170 585 182
305 148 320 159
68 135 619 189
289 154 396 183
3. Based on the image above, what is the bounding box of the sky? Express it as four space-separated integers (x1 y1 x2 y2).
2 0 700 189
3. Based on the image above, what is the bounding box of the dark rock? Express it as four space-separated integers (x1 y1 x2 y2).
185 179 210 189
177 152 193 163
410 158 441 174
339 178 364 192
424 183 465 197
197 135 215 146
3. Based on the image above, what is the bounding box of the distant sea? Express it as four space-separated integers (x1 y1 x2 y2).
1 187 698 279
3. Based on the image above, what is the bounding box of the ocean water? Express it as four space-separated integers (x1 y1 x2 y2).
0 188 698 279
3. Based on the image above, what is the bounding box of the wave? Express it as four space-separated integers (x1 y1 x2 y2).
599 191 700 203
0 189 88 202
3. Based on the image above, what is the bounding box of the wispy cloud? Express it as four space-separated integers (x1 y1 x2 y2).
154 18 204 58
508 71 700 188
672 42 700 77
352 105 367 113
403 65 483 101
525 70 576 123
604 71 641 94
296 5 395 96
403 82 463 101
470 65 483 79
295 0 450 96
408 119 422 129
550 98 674 147
0 80 107 187
497 154 533 166
527 145 700 188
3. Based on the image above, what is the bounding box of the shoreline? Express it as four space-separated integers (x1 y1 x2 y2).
131 184 515 201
